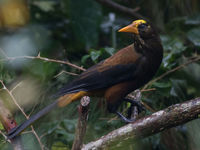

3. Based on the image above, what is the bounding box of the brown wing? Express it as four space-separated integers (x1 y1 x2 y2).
54 44 142 97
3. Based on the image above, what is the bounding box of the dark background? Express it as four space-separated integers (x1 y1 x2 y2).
0 0 200 149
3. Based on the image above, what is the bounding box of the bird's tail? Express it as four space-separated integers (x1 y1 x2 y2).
7 91 87 139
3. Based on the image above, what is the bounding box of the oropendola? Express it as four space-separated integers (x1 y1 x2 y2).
7 19 163 139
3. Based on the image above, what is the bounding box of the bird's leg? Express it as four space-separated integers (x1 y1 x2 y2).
124 98 145 115
116 98 144 123
126 90 145 116
107 102 136 123
115 98 145 123
108 90 145 123
127 101 137 119
115 98 144 123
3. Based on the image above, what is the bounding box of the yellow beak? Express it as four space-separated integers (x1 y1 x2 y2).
118 23 139 34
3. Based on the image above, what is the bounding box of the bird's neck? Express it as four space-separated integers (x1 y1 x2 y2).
134 35 163 58
134 35 163 73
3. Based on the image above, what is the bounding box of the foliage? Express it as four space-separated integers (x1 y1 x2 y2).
0 0 200 149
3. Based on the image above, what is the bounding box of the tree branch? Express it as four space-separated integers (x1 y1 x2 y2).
0 52 86 71
95 0 147 20
72 96 90 150
82 97 200 149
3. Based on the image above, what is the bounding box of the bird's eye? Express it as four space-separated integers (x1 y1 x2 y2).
138 24 147 29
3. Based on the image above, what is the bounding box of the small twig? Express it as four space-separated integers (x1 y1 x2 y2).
143 56 200 90
0 52 85 71
0 99 23 150
141 102 156 112
40 132 48 140
141 88 156 92
54 70 79 78
72 96 90 150
0 48 8 58
21 131 32 135
82 97 200 149
95 0 147 20
10 82 23 93
0 80 27 117
99 117 119 121
31 127 44 150
0 130 9 143
27 103 37 118
0 80 44 150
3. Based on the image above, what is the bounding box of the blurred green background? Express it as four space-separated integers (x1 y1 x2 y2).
0 0 200 149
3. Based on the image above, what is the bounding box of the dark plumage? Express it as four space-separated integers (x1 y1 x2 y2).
7 20 163 139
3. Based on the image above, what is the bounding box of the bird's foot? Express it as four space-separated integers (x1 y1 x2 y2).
116 111 135 123
115 98 146 123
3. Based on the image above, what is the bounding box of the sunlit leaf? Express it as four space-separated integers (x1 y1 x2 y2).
0 123 3 130
104 47 116 55
33 1 56 12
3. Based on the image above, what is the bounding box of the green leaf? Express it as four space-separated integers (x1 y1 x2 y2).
104 47 116 55
161 35 186 53
28 60 57 81
81 54 90 64
60 119 76 132
33 1 56 12
162 53 173 68
185 14 200 25
170 79 187 99
90 50 101 62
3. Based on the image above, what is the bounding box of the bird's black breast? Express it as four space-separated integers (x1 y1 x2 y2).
133 38 163 88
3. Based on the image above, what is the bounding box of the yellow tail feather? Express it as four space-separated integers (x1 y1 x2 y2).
57 91 88 107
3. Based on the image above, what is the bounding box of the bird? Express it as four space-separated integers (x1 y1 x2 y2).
7 19 163 139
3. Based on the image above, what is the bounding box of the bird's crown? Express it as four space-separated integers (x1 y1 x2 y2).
132 20 147 27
